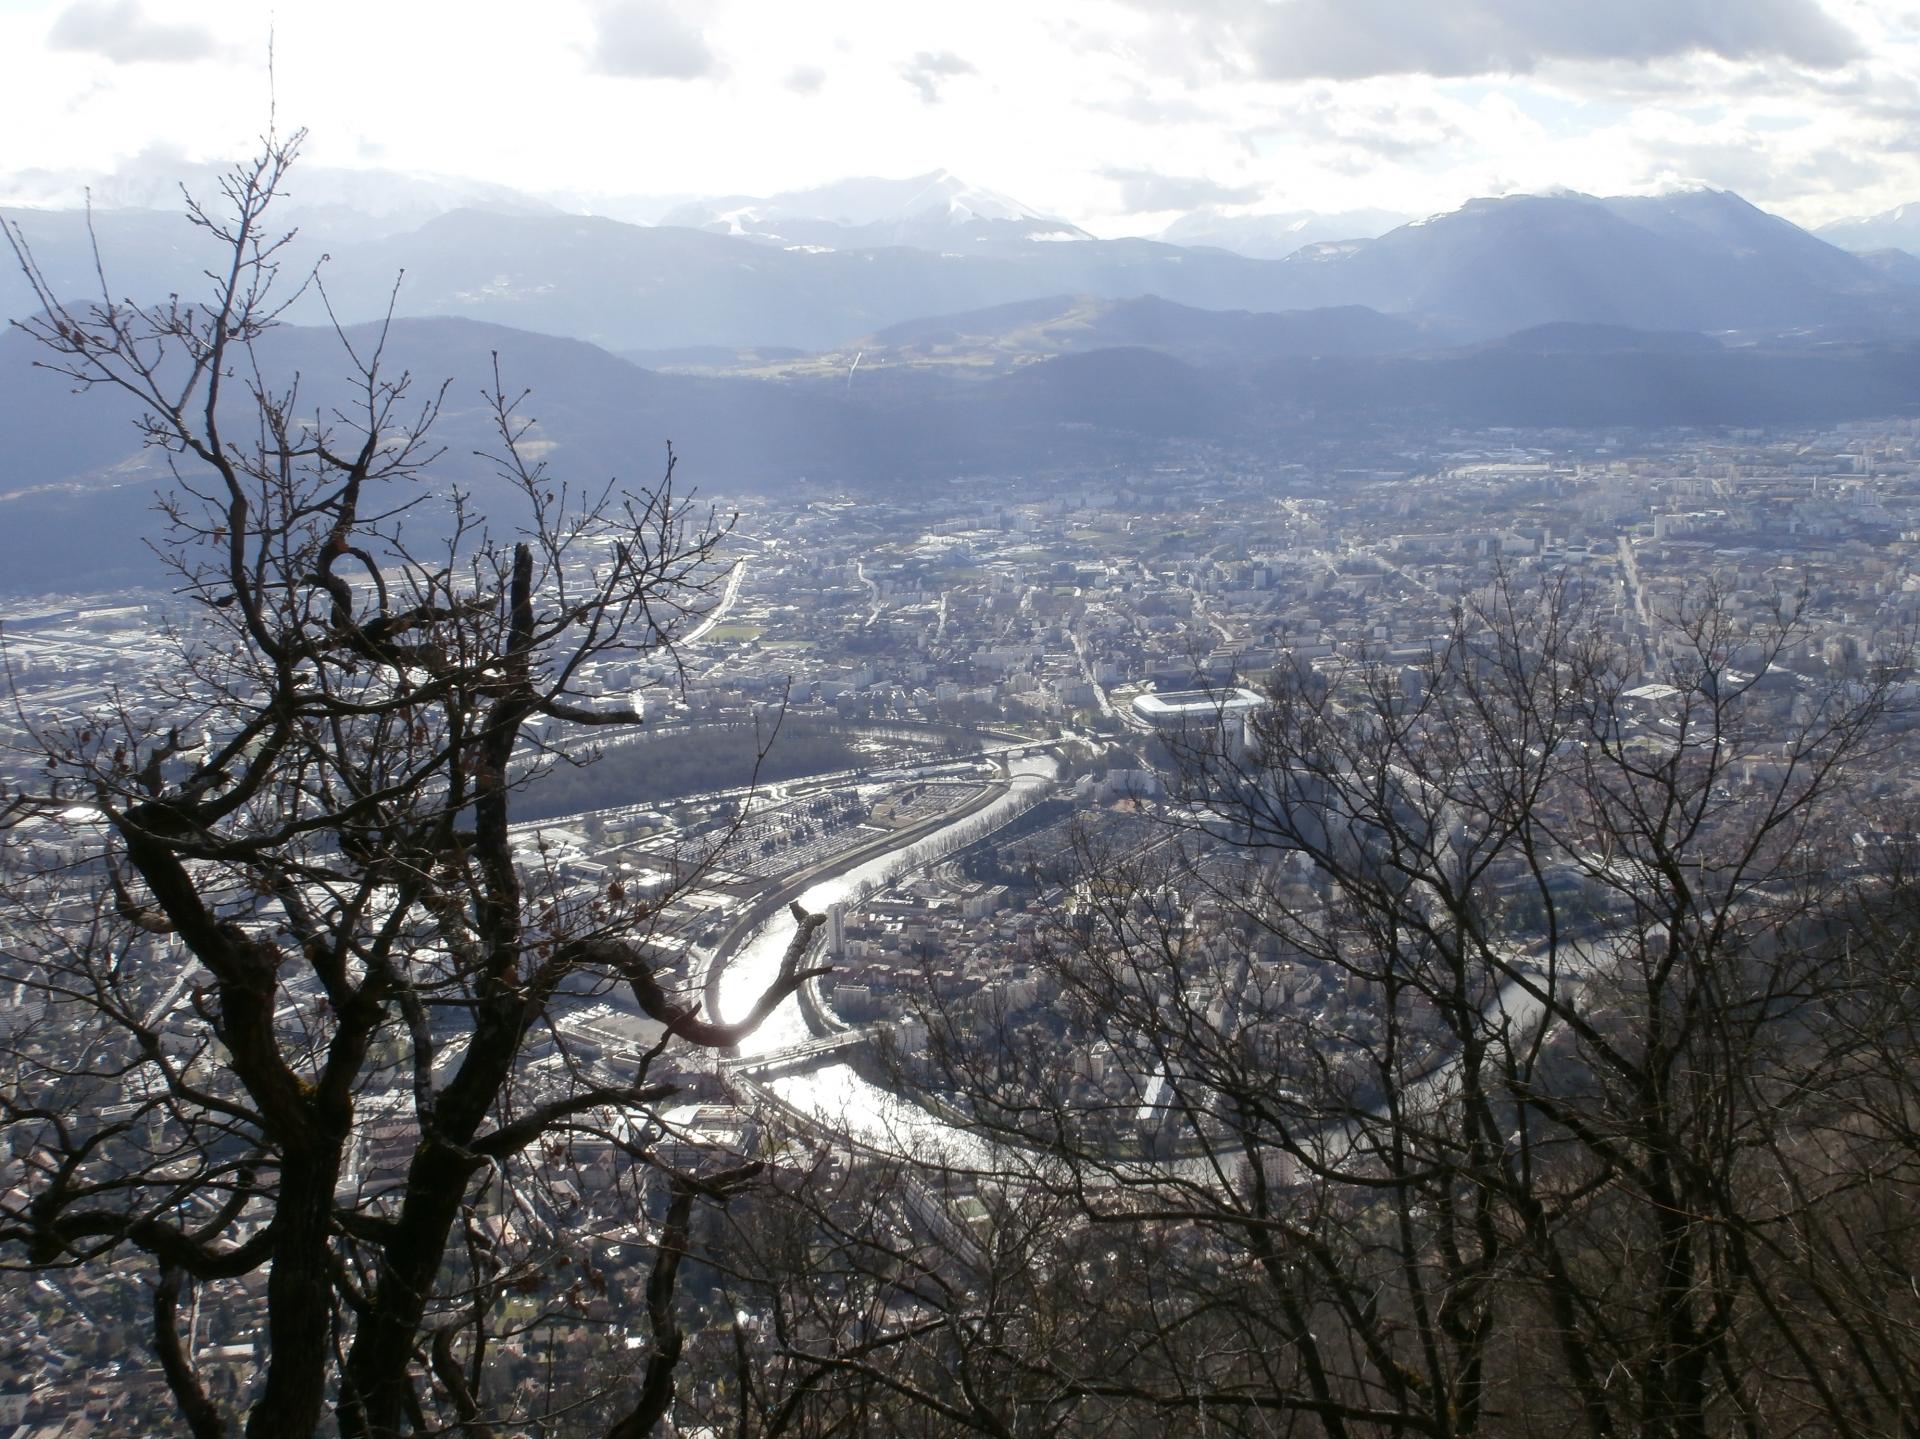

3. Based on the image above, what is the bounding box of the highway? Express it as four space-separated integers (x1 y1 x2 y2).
680 556 748 647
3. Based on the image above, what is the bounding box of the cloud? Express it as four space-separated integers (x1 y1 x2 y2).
786 64 826 95
1155 0 1864 81
589 0 718 81
1639 132 1882 199
1103 167 1264 210
1090 84 1226 127
900 50 975 104
47 0 216 64
1254 95 1467 160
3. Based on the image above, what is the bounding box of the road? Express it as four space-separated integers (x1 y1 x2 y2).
1069 628 1119 719
1617 537 1656 673
680 557 747 647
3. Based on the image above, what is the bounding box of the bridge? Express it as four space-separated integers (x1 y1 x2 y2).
723 1024 892 1079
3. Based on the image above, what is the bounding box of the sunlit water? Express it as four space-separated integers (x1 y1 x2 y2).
712 755 1057 1161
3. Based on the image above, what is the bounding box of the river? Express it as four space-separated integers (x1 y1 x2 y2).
712 752 1613 1178
712 754 1057 1160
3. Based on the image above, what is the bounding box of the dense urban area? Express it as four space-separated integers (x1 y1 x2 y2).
4 414 1917 1431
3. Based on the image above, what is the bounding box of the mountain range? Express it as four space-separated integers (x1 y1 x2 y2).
659 170 1092 251
631 294 1434 382
1816 203 1920 255
8 295 1920 593
11 181 1914 357
1154 207 1409 258
9 165 1920 593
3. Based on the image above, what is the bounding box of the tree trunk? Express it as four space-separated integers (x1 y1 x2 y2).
246 1146 346 1439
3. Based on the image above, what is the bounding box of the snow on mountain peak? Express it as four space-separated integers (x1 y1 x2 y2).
658 170 1087 245
803 169 1050 226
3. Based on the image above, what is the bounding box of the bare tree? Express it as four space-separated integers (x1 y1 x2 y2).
0 130 825 1437
739 572 1920 1438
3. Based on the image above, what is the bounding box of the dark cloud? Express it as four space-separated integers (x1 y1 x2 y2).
48 0 216 64
901 51 976 105
1103 167 1264 210
1156 0 1863 81
589 0 718 81
786 64 827 95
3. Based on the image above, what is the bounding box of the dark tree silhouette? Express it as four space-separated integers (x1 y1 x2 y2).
718 575 1920 1438
0 130 825 1438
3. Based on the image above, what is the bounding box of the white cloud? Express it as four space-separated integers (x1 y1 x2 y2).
589 0 718 80
48 0 217 64
2 0 1918 236
900 50 975 105
1103 167 1263 210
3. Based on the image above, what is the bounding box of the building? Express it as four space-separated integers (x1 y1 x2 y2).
1129 687 1264 731
1129 687 1264 756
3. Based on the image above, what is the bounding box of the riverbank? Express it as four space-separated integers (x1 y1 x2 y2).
698 761 1027 1037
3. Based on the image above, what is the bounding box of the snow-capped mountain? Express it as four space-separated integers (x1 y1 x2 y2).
660 169 1090 251
1817 202 1920 254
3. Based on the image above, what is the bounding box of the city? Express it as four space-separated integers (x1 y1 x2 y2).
8 0 1920 1426
4 414 1916 1428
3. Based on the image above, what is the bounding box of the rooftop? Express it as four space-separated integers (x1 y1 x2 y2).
1131 687 1265 721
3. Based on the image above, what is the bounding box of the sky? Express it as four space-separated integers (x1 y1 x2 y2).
0 0 1916 235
